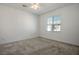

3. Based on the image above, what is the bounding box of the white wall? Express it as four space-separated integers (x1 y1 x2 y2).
0 5 39 44
40 4 79 46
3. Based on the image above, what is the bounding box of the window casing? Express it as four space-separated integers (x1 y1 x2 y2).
47 16 61 32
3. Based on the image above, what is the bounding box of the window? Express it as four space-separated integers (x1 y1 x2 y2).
47 16 61 32
47 17 53 31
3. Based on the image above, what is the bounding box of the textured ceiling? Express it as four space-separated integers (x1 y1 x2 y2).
0 3 76 15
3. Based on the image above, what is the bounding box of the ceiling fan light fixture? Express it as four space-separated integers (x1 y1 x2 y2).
31 3 40 10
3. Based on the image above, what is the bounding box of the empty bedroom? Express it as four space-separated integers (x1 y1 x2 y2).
0 3 79 55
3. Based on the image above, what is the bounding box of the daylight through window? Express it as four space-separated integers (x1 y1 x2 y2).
47 16 61 32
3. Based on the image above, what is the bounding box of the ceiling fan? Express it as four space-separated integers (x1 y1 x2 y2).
22 3 40 10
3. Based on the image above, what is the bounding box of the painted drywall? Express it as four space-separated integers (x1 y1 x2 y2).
40 4 79 46
0 5 39 44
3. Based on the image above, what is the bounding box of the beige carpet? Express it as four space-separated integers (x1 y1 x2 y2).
0 37 79 55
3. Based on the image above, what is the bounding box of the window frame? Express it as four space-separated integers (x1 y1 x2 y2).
46 16 61 32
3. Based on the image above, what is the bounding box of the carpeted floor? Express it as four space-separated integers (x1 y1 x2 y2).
0 37 79 55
